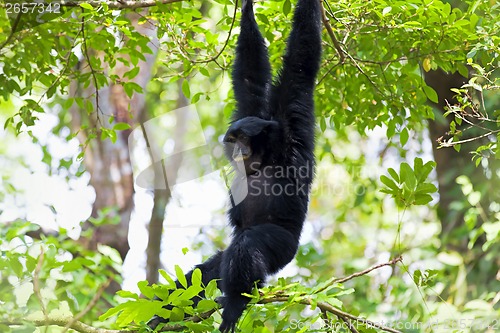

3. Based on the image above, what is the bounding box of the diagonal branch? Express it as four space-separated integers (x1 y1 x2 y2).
62 277 113 333
316 256 403 293
335 256 402 284
0 12 22 52
320 0 345 62
81 15 100 122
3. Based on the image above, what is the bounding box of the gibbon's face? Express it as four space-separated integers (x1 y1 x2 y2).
223 131 262 175
223 116 279 175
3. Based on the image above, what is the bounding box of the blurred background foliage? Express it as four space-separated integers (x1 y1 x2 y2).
0 0 499 331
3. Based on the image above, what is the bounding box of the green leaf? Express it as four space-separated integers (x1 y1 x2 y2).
138 280 155 299
116 290 140 300
170 307 185 322
191 268 202 288
79 3 94 10
175 265 187 288
205 279 218 298
9 258 23 277
123 82 143 99
414 193 433 205
283 0 291 16
124 67 140 80
99 303 127 321
387 168 399 183
400 128 409 146
181 80 191 99
199 67 209 77
192 92 203 104
4 116 13 130
415 160 435 182
400 162 416 190
181 285 203 300
380 175 398 190
423 85 439 103
415 183 437 194
196 299 218 312
319 116 326 132
159 269 177 289
113 122 131 131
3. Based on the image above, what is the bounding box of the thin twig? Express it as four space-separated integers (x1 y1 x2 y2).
317 61 342 85
0 12 22 52
345 51 385 95
339 315 360 333
260 297 402 333
81 15 100 122
320 0 345 62
316 256 402 293
438 129 500 147
33 247 48 333
37 30 82 105
335 256 402 284
62 277 113 333
33 247 47 317
190 0 238 64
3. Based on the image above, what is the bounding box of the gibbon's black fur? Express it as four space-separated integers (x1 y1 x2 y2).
150 0 321 331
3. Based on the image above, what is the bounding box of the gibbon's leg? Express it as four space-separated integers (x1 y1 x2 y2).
218 224 298 333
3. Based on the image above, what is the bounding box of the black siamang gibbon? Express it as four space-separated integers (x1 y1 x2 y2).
149 0 321 331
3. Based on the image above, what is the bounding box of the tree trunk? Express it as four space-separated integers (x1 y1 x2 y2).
145 80 189 283
424 69 470 248
70 11 158 263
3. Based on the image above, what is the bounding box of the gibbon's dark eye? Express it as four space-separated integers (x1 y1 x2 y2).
224 135 236 144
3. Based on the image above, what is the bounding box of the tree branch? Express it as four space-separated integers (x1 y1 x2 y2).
4 300 401 333
316 256 402 293
339 315 360 333
3 317 128 333
81 15 100 121
33 247 48 318
57 0 184 9
4 257 404 333
335 256 402 284
62 277 113 333
3 311 216 333
260 297 402 333
190 0 238 64
0 12 22 52
438 129 500 147
320 0 345 62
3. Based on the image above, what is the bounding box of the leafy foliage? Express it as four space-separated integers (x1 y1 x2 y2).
380 157 437 207
0 221 122 332
0 0 499 332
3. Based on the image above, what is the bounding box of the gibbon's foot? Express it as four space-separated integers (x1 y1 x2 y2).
147 315 165 330
217 295 248 333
